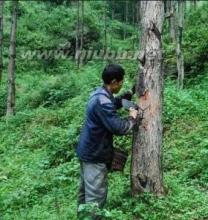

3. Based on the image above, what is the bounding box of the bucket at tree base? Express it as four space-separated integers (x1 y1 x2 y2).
111 148 128 171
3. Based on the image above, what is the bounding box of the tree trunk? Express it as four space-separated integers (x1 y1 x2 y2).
132 1 135 25
111 3 114 47
177 0 184 89
6 0 18 116
192 0 197 9
169 0 176 42
123 0 128 40
75 0 80 67
79 0 84 66
166 1 171 37
194 0 197 9
131 0 164 196
136 0 141 49
136 0 141 25
80 0 84 51
104 4 107 52
0 0 4 82
184 0 186 11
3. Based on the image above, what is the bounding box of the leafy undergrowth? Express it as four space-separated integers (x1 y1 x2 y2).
1 2 208 220
0 64 208 220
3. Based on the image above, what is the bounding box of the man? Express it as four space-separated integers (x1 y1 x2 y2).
76 64 138 219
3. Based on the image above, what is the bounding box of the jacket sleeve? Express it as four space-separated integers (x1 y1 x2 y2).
96 96 136 135
114 90 133 109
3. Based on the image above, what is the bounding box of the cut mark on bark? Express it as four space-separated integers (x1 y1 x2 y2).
138 71 146 97
150 21 161 41
138 51 146 67
138 175 147 188
140 89 149 101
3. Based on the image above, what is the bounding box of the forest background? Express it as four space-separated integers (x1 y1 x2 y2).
0 1 208 219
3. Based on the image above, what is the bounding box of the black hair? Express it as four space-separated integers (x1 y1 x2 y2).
102 64 125 84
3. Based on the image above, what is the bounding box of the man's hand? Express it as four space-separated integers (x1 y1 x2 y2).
129 107 138 119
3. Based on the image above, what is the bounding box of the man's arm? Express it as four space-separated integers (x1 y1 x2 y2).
96 95 137 135
114 84 136 109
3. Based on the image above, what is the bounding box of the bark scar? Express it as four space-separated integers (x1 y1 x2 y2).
150 22 161 41
138 175 147 189
138 50 146 67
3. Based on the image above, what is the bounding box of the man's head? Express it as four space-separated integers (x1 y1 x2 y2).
102 64 125 94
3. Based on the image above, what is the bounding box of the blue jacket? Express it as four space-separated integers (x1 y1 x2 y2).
76 86 135 165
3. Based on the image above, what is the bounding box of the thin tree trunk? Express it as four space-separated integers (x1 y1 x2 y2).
111 2 114 20
135 0 141 49
0 0 4 82
194 0 197 9
166 0 171 37
164 0 168 14
131 0 164 195
177 0 184 89
136 0 141 25
184 0 186 11
7 0 18 116
104 4 107 52
79 0 84 66
132 1 135 25
124 0 128 40
192 0 197 9
170 0 176 42
80 0 84 51
75 0 80 67
111 2 114 47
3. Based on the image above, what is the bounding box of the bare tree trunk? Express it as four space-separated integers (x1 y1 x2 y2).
184 0 186 11
192 0 197 9
111 3 114 47
80 0 84 51
79 0 84 66
104 4 107 52
194 0 197 9
166 1 171 37
0 0 4 82
131 0 164 196
123 0 128 40
132 1 135 25
165 0 176 42
111 4 114 20
6 0 18 116
136 0 141 49
136 0 141 25
75 0 80 68
177 0 184 89
170 0 176 42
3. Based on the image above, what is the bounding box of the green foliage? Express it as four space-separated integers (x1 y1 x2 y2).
164 3 208 77
1 1 208 220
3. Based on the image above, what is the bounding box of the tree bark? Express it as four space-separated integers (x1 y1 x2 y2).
78 0 84 66
132 1 135 25
131 0 164 196
170 0 176 42
104 3 107 53
192 0 197 9
136 0 141 49
0 0 4 82
7 0 18 116
177 0 184 89
80 0 84 51
75 0 80 67
136 0 141 25
123 0 128 40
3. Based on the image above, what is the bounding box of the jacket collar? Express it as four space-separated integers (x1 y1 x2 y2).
102 85 114 100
